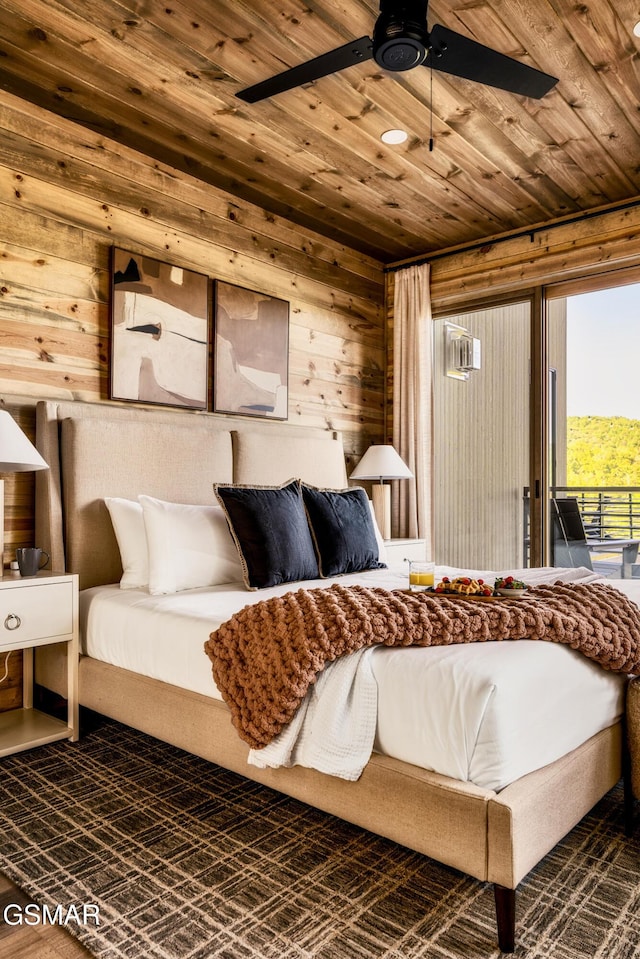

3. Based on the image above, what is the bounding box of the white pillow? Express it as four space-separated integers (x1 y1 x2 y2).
368 500 388 565
104 497 149 589
139 495 243 595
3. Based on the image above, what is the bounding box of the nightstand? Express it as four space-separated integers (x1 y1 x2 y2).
0 571 78 756
383 538 426 563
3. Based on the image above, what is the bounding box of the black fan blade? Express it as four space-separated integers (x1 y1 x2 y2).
427 24 557 98
236 35 374 103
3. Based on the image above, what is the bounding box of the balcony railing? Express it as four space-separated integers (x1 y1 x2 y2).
553 486 640 539
522 486 640 572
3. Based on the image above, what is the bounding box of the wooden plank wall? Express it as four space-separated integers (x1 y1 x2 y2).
0 87 386 527
0 90 385 431
427 202 640 311
386 201 640 324
0 89 385 710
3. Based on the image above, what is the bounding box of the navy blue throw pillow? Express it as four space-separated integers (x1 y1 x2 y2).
214 480 319 589
301 484 386 577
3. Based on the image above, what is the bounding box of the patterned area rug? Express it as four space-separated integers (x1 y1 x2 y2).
0 715 638 959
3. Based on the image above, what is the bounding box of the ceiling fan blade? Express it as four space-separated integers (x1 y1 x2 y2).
427 24 557 98
236 35 374 103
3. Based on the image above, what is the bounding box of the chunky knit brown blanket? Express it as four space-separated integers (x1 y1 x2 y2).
204 581 640 749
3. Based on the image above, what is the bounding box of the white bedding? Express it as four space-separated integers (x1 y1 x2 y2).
79 564 628 791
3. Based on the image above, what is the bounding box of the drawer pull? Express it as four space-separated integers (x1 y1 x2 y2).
4 613 21 631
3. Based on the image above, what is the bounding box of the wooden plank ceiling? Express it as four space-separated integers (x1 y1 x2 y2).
0 0 638 263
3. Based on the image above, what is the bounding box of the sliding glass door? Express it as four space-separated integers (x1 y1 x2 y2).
546 275 640 579
432 268 640 575
432 299 531 570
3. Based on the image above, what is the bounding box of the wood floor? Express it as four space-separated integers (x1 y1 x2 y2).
0 873 93 959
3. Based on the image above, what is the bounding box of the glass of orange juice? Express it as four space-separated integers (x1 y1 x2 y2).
409 561 435 591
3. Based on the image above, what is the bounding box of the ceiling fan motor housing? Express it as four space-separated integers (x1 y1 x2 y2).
373 0 430 71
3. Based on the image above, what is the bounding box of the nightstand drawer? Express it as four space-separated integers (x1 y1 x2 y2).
0 582 73 647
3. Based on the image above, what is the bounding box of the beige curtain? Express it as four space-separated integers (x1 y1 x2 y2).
391 263 433 556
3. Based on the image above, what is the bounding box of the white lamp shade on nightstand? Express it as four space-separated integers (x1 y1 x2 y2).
350 445 413 540
0 411 49 574
0 412 49 472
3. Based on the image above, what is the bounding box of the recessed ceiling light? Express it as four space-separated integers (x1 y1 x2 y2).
634 20 640 37
381 128 408 145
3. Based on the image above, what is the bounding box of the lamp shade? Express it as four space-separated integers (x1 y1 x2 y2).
0 411 49 472
350 445 413 482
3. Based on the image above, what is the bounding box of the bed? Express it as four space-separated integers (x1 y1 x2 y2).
33 398 630 952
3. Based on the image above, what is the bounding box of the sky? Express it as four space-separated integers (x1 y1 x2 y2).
565 282 640 419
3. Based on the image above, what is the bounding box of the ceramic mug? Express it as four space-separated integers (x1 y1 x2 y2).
15 547 50 577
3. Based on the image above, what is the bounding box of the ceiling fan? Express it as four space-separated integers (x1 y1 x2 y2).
236 0 557 103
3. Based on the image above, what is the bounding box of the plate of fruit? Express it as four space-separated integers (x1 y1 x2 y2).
494 576 529 598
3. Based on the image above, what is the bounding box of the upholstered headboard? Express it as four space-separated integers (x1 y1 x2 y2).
35 400 347 590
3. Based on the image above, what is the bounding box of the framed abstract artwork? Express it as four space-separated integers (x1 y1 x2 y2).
110 248 210 409
213 281 289 419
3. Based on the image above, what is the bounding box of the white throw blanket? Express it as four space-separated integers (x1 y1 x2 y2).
248 646 377 781
248 565 604 781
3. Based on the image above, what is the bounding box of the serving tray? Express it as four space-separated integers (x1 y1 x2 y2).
430 591 505 601
396 589 526 602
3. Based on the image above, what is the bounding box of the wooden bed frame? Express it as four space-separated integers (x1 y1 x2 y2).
33 398 624 953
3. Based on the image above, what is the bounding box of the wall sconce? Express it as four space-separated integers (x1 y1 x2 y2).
445 322 481 381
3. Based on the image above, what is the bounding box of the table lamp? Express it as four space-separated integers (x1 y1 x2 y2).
0 411 49 576
350 444 413 540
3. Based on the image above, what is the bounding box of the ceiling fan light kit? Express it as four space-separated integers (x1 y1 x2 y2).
236 0 558 104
